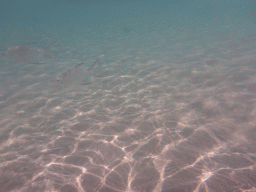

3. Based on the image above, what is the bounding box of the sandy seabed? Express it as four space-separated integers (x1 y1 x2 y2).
0 31 256 192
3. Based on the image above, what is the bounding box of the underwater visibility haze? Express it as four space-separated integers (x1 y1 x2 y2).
0 0 256 191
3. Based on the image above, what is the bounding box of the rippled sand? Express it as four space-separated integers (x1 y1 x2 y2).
0 34 256 192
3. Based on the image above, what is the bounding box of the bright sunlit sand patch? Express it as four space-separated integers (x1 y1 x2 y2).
199 171 213 182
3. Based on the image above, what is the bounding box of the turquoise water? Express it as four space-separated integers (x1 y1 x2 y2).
0 0 256 191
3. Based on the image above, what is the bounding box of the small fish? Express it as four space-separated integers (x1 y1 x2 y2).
2 40 57 64
56 59 101 85
55 62 84 82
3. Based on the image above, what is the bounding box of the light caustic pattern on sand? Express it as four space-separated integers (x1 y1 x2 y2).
0 47 256 192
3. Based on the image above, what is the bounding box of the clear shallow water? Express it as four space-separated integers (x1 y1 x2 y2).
0 0 256 192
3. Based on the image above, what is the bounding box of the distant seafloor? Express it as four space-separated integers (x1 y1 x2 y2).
0 0 256 192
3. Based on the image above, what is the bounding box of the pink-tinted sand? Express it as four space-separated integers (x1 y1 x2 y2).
0 31 256 192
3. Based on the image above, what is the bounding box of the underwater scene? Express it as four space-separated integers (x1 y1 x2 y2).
0 0 256 191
